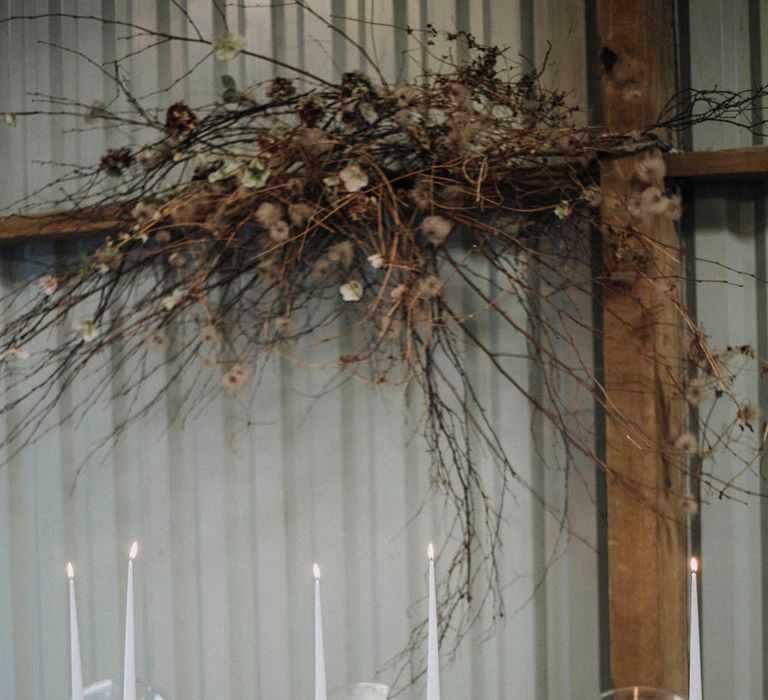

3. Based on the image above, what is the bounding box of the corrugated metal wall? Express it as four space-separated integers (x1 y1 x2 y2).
4 1 768 699
0 3 602 700
684 0 766 698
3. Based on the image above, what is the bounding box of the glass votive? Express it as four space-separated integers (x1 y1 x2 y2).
83 678 169 700
345 682 390 700
599 688 685 700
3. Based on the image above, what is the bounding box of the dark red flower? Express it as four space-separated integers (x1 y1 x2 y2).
265 77 296 99
99 147 134 176
297 99 324 128
165 101 199 139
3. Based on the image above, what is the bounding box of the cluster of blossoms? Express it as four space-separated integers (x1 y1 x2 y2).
19 32 672 400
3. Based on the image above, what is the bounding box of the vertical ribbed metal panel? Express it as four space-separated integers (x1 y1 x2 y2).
0 2 600 700
685 0 765 697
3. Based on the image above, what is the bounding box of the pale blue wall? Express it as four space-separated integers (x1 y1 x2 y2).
0 3 601 700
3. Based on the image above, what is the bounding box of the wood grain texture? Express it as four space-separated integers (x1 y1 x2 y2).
596 0 687 692
665 147 768 179
0 208 122 241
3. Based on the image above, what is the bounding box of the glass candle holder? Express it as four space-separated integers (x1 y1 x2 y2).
83 679 169 700
344 682 390 700
599 688 685 700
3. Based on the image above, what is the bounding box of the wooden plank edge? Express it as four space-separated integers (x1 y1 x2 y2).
0 208 123 242
665 147 768 180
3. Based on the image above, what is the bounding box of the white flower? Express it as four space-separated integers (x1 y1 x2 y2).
241 158 270 189
328 240 355 268
419 215 453 246
131 201 158 224
213 32 246 61
222 363 250 396
554 200 572 220
685 377 707 407
162 288 186 311
415 274 444 299
323 174 341 191
288 202 314 226
738 402 759 425
635 154 666 184
390 283 407 301
1 346 29 360
76 318 98 342
394 83 418 107
682 495 699 515
255 201 285 228
312 259 332 279
207 162 240 183
674 432 697 455
138 145 170 171
664 193 682 221
39 275 59 296
339 163 368 193
168 251 186 267
640 186 669 215
367 253 384 269
359 102 378 124
300 128 333 156
393 108 417 127
143 331 168 351
269 220 290 242
199 324 220 347
340 280 364 302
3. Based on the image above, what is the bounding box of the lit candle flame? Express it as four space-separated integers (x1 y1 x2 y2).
67 561 74 580
129 541 139 560
428 542 434 561
313 563 321 580
690 557 698 573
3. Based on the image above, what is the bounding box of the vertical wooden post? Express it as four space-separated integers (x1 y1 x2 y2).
596 0 687 692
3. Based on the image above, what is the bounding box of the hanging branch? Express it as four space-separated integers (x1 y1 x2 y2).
0 7 765 690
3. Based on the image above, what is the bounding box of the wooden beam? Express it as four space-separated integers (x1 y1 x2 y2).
2 146 767 242
596 0 687 693
665 147 768 180
0 207 122 242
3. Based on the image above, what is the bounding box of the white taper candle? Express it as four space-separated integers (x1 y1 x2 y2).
427 543 440 700
123 541 138 700
689 557 702 700
314 563 327 700
67 563 84 700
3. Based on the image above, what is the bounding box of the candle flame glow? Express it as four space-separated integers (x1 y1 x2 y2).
129 541 139 560
427 542 434 561
690 557 698 573
313 563 321 580
67 562 74 580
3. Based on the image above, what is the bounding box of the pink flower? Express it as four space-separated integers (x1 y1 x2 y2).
39 275 60 296
419 215 453 245
1 347 29 361
143 331 169 351
222 363 250 396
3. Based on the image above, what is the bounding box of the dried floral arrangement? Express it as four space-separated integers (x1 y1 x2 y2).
1 4 768 677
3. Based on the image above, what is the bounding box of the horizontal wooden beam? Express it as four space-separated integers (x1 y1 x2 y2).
665 147 768 180
0 147 766 242
0 207 122 242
